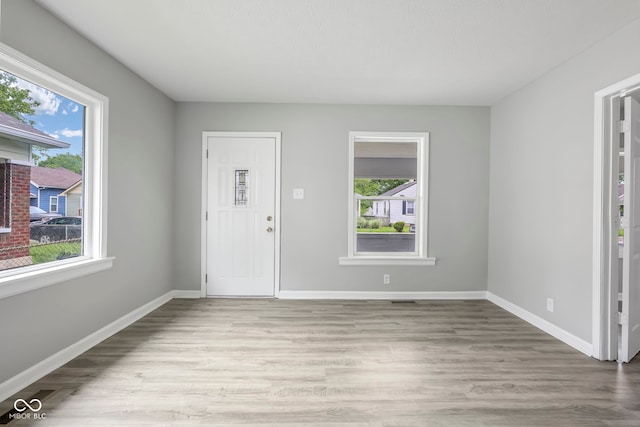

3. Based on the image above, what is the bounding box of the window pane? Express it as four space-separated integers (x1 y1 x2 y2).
234 169 249 206
352 139 418 254
354 140 417 180
356 197 416 253
0 70 84 270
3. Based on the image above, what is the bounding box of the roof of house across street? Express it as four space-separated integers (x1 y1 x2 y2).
31 166 81 189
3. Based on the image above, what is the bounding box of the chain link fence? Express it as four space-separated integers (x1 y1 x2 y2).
0 238 82 271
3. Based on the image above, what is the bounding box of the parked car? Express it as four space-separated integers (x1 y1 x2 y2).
29 206 61 222
30 216 82 243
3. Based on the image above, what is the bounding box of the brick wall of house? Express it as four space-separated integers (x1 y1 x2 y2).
0 163 8 228
0 162 31 262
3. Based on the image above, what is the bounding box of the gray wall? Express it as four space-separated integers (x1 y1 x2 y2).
0 0 176 383
488 18 640 342
175 103 490 293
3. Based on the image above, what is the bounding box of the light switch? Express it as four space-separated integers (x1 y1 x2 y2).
293 188 305 200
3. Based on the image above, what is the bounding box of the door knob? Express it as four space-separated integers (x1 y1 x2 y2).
267 215 273 221
267 227 273 232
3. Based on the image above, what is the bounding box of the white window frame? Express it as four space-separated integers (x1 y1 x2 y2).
339 131 436 266
49 195 59 213
0 43 112 300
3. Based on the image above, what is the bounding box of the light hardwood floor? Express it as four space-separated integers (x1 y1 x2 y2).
2 298 640 426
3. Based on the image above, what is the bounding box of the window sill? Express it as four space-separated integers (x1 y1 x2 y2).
0 256 114 300
339 256 437 266
0 227 10 234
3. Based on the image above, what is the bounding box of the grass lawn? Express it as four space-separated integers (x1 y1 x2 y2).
357 226 410 233
30 241 82 264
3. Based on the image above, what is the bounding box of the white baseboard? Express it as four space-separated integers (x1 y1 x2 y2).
278 290 488 300
283 291 592 357
0 290 185 403
487 292 592 356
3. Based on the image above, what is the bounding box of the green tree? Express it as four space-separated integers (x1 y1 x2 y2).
354 178 380 196
374 179 409 194
38 153 82 174
0 71 40 125
354 178 378 216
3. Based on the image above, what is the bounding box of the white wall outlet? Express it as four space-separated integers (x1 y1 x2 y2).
383 274 391 285
546 297 554 313
293 188 304 199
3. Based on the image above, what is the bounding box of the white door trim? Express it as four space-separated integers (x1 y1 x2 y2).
593 73 640 360
201 131 281 298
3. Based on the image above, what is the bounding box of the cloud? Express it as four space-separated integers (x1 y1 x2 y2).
58 128 83 138
60 102 80 116
47 128 82 140
14 80 61 116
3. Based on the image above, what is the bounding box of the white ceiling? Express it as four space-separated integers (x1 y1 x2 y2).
36 0 640 106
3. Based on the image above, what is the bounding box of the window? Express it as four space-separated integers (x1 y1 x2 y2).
50 196 59 213
0 43 111 299
234 169 249 206
339 131 435 266
406 201 415 215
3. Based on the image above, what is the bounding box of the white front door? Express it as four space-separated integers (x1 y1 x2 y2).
621 96 640 362
205 132 279 297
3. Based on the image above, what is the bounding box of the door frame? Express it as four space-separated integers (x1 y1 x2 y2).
200 131 281 298
593 73 640 360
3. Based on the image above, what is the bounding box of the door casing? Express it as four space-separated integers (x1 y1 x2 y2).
620 96 640 362
593 73 640 360
201 131 281 298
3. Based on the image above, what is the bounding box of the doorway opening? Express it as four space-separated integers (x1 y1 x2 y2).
593 73 640 362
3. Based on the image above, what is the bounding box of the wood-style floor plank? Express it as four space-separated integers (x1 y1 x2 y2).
3 299 640 426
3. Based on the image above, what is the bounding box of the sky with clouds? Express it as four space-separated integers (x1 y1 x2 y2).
13 76 84 157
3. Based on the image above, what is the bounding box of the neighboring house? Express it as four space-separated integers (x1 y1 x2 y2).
30 166 82 215
59 179 83 216
0 111 69 268
368 181 417 226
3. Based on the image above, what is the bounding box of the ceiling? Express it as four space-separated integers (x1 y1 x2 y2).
36 0 640 106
